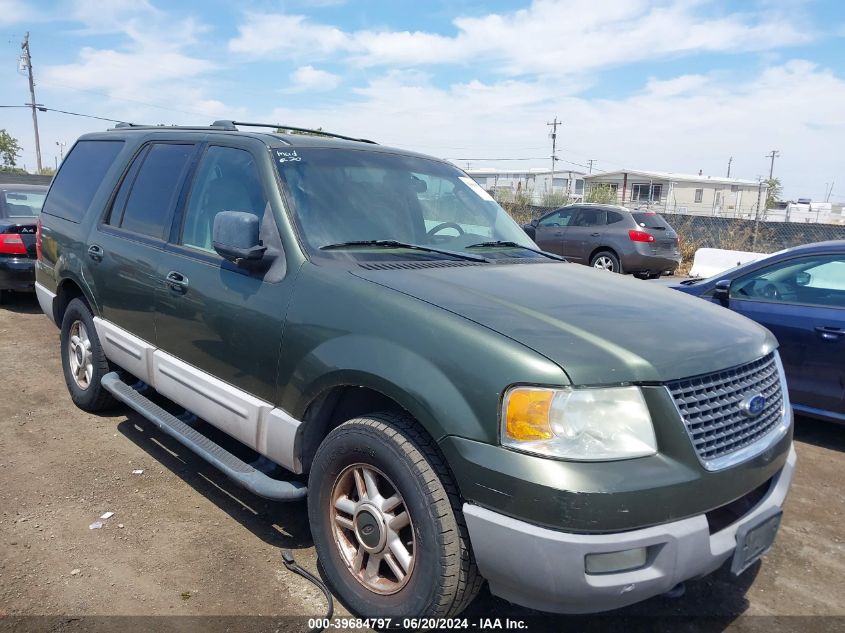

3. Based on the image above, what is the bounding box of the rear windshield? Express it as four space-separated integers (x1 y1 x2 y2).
632 212 671 230
2 189 46 218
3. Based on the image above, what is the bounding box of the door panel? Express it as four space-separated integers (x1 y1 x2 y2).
533 207 576 256
729 300 844 414
727 253 845 417
153 144 293 405
564 208 607 264
86 142 196 343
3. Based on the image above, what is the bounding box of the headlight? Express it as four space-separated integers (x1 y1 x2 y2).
501 386 657 460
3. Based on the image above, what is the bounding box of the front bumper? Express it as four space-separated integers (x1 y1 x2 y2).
0 257 35 291
464 444 796 614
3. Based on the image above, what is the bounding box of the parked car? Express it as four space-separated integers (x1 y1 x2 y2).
36 122 794 619
522 204 681 278
0 183 47 302
670 240 845 423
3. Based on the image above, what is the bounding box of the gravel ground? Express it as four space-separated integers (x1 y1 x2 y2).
1 292 843 631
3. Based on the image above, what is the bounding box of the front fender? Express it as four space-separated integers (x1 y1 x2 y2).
289 335 483 443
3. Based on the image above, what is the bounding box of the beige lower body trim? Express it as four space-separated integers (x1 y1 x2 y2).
92 317 302 473
35 282 56 324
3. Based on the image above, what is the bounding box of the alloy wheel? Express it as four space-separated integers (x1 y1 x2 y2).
67 320 94 389
330 463 415 594
593 256 615 271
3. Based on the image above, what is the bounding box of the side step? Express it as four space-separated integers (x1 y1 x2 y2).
101 372 307 501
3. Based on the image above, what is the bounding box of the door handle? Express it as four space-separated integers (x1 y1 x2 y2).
590 232 601 237
87 244 104 262
815 326 842 341
165 271 189 294
554 231 563 236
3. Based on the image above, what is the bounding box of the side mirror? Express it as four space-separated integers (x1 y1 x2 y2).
522 224 537 240
795 271 811 286
213 211 267 265
713 278 731 304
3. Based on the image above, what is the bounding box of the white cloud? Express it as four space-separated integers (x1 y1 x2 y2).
0 0 37 25
286 65 341 92
266 60 845 200
229 0 813 75
38 3 229 123
228 13 352 59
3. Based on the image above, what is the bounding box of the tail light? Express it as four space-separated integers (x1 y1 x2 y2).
36 217 43 260
628 229 655 243
0 233 27 255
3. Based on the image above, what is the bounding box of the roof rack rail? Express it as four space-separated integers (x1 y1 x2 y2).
211 120 377 144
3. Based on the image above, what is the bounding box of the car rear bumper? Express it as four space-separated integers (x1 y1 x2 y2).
0 257 35 291
622 250 681 274
463 444 796 614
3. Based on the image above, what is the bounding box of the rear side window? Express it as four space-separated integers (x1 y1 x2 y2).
606 210 624 224
42 140 124 222
115 143 195 239
574 208 606 226
632 212 671 229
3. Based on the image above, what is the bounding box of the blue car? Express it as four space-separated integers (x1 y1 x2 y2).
670 240 845 423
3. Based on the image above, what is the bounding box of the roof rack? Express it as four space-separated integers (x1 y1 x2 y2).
211 120 377 144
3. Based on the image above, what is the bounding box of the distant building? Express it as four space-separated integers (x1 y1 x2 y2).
465 167 585 204
766 201 844 224
583 169 764 218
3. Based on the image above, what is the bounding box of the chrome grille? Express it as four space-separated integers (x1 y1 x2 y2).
666 353 784 468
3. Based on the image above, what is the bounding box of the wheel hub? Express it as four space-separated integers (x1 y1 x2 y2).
354 504 387 552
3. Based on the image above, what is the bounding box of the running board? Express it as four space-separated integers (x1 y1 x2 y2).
101 372 307 501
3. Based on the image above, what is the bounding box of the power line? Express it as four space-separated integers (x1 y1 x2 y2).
0 104 128 124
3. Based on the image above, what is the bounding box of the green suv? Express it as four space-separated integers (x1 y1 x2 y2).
35 122 795 618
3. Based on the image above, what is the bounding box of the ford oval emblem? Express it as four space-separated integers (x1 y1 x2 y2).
740 393 766 417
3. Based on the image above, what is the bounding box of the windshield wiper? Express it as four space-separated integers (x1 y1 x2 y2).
680 277 705 285
466 241 567 261
320 240 489 262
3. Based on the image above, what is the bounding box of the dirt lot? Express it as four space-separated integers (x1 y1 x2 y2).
1 293 844 631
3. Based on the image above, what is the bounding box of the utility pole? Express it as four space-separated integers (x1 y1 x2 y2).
546 117 560 193
726 156 732 178
587 159 596 174
752 177 764 249
765 149 779 180
825 180 835 203
20 32 43 173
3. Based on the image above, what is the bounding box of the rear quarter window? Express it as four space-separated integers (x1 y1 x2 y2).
41 140 124 223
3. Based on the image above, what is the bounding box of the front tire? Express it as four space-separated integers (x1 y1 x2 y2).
60 298 117 411
308 413 482 618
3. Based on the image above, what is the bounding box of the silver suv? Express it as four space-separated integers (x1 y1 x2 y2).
523 203 682 278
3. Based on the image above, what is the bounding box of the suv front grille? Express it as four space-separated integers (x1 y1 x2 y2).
666 353 784 469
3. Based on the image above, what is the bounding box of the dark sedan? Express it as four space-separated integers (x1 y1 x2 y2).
670 240 845 423
522 204 681 278
0 183 47 302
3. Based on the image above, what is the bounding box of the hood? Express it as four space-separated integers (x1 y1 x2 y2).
353 262 776 385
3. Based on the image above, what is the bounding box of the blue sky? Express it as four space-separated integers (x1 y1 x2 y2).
1 0 844 200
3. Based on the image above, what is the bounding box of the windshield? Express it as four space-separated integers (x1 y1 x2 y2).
274 148 536 259
2 189 46 219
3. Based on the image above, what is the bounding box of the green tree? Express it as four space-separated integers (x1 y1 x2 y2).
0 129 23 170
765 177 782 210
585 183 617 204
